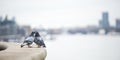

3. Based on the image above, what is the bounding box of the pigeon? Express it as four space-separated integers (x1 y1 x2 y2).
34 37 46 48
21 31 35 48
34 32 46 48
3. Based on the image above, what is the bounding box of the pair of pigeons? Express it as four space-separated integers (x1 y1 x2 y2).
21 31 46 48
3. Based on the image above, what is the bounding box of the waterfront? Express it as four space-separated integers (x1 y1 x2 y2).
46 34 120 60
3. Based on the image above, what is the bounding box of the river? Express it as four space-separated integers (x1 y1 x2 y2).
45 34 120 60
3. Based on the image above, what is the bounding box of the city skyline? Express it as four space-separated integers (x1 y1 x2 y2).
0 0 120 28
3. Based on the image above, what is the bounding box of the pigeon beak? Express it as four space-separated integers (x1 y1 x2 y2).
21 45 24 48
21 43 27 48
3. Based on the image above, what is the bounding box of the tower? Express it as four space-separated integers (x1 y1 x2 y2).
99 12 110 34
116 19 120 32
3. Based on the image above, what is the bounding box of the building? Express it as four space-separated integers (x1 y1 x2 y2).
0 16 19 41
21 25 32 36
86 25 99 34
116 19 120 32
0 16 18 36
99 12 110 34
0 16 2 21
0 15 33 42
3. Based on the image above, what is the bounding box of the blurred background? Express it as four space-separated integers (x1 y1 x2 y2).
0 0 120 60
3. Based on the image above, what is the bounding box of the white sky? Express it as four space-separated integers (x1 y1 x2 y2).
0 0 120 28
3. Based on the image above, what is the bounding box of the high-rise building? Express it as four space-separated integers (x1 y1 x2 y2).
99 12 110 33
116 19 120 32
102 12 110 28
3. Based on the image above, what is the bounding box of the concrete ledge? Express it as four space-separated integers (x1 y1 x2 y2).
0 42 47 60
0 42 7 51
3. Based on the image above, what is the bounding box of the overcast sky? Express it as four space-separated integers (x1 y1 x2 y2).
0 0 120 28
